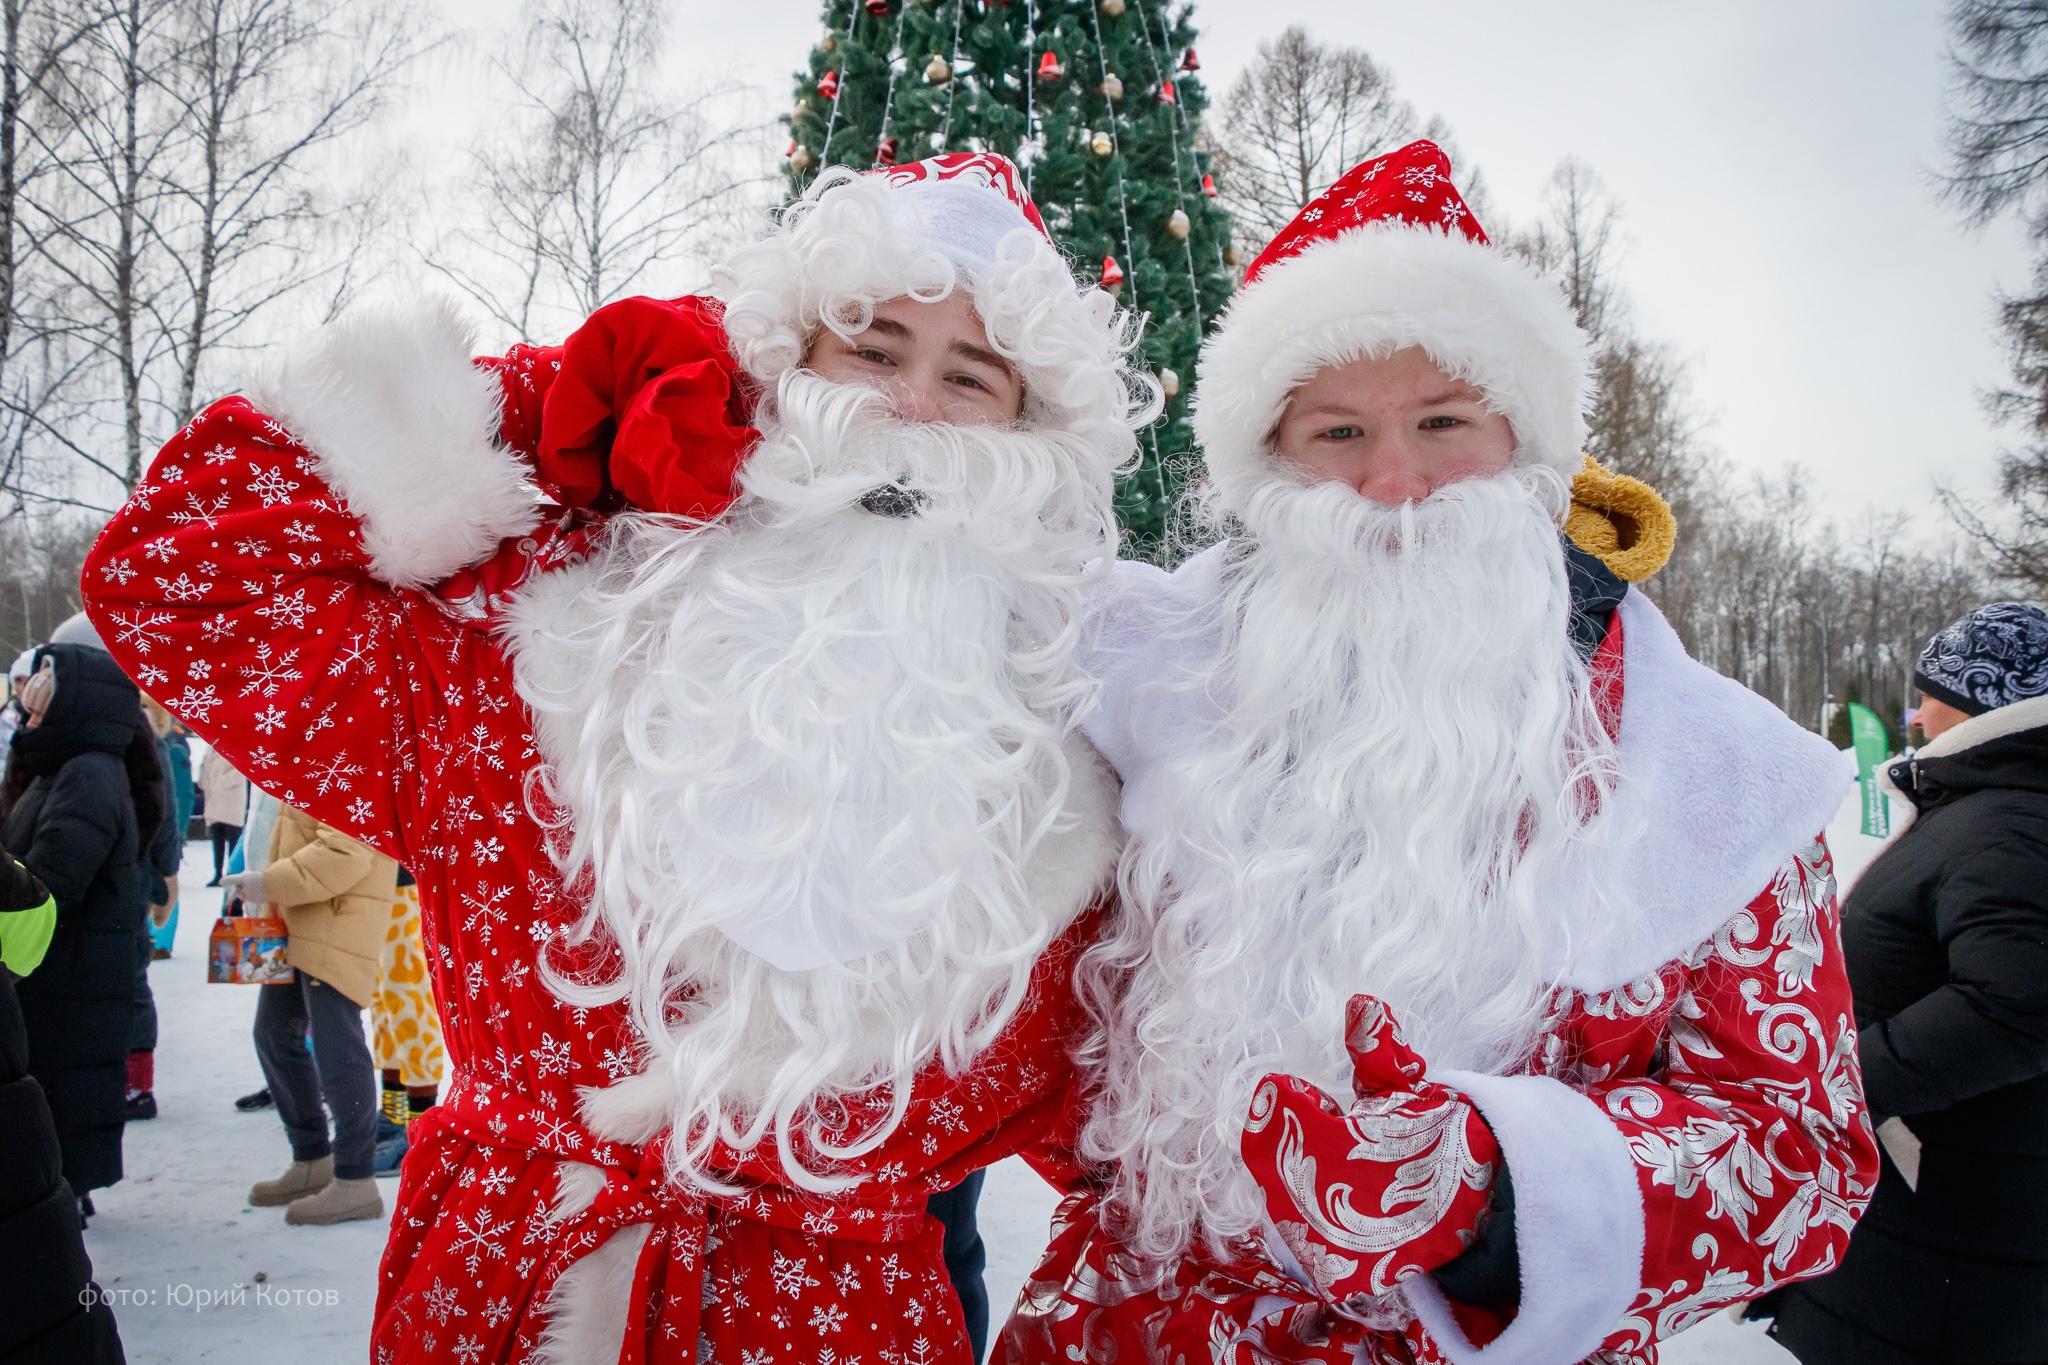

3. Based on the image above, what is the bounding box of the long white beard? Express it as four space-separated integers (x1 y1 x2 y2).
1078 466 1616 1264
508 372 1121 1192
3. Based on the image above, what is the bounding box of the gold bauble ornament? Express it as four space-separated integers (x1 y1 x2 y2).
926 53 952 84
789 145 814 172
1090 130 1113 156
1166 208 1190 239
1100 0 1125 14
1159 367 1180 398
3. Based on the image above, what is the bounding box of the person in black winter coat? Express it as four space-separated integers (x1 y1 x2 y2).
0 852 126 1363
1771 602 2048 1365
1 644 166 1203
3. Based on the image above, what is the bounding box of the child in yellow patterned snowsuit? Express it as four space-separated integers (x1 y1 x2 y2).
370 876 442 1170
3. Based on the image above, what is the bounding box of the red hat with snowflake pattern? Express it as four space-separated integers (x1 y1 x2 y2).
1195 140 1591 484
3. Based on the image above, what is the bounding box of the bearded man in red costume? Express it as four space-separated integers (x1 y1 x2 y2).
1000 141 1880 1364
84 153 1155 1364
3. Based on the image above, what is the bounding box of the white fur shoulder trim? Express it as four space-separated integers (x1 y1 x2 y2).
254 297 540 589
1405 1071 1643 1365
1538 590 1850 991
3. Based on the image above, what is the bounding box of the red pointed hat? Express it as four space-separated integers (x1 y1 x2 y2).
1195 140 1590 483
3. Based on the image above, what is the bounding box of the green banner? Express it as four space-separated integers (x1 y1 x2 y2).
1848 701 1891 839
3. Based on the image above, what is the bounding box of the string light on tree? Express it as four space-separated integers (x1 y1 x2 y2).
784 0 1234 556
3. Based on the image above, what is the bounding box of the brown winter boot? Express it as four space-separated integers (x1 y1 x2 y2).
284 1176 383 1225
249 1156 333 1207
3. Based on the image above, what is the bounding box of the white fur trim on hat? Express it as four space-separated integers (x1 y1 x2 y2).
1192 224 1591 482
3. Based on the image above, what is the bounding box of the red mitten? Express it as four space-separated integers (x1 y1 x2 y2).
1240 995 1502 1301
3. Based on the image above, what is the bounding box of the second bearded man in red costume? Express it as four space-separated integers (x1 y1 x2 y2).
998 142 1881 1364
84 155 1157 1363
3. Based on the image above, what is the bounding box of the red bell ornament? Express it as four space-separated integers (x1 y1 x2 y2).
816 69 839 99
1180 48 1200 71
1100 256 1125 289
1036 51 1062 81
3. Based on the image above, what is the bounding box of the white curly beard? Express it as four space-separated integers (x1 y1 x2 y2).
506 372 1123 1192
1078 466 1615 1264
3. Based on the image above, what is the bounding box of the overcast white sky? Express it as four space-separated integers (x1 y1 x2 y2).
434 0 2029 523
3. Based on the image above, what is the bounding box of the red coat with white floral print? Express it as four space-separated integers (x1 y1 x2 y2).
83 297 1100 1365
997 554 1882 1365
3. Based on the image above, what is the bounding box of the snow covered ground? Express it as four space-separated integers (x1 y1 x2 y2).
88 790 1904 1363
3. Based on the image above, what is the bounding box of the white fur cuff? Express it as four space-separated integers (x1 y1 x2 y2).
254 297 540 589
1405 1071 1644 1365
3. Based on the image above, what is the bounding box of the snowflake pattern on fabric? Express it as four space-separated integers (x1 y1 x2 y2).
1243 140 1487 285
997 844 1878 1364
85 383 1105 1365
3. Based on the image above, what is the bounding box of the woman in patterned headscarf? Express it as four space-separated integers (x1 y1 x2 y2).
1769 602 2048 1364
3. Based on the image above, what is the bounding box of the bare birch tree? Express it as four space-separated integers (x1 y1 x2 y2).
425 0 773 342
25 0 423 508
154 0 425 429
1209 26 1460 245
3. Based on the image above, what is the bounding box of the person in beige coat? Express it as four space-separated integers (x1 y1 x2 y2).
196 746 249 885
219 803 397 1224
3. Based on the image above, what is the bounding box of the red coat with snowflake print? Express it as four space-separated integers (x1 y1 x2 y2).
82 297 1101 1365
997 617 1881 1365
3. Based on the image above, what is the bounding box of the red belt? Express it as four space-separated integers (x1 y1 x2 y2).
422 1070 935 1364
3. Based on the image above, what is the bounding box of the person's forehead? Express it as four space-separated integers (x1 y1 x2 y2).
1290 352 1486 409
861 296 1010 367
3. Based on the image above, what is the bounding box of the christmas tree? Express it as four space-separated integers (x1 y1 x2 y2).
784 0 1239 556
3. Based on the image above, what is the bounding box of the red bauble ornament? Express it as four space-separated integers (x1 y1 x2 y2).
1180 48 1200 72
816 69 840 99
876 136 899 166
1099 256 1125 289
1201 173 1217 197
1157 80 1177 104
1036 51 1063 81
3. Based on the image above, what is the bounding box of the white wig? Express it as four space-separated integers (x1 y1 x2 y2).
712 167 1162 457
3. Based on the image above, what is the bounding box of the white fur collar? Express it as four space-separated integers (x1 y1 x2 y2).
1913 691 2048 760
1872 692 2048 845
1079 549 1850 994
